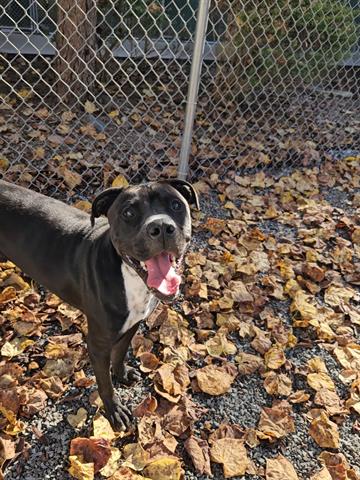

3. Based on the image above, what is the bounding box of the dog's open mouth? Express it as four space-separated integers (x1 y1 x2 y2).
143 252 181 296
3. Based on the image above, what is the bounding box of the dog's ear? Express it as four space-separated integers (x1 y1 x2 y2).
91 188 123 226
163 179 200 210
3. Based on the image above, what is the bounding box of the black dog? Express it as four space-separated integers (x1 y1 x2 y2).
0 179 198 429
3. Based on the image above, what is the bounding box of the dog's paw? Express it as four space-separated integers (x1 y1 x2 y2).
103 395 133 431
112 365 141 386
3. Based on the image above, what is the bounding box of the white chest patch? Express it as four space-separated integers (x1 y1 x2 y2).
120 262 156 335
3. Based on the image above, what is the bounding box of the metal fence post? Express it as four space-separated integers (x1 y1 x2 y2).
177 0 211 181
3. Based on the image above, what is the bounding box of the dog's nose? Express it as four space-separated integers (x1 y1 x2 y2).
146 219 176 239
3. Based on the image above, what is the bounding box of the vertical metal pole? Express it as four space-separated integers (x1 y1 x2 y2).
178 0 211 180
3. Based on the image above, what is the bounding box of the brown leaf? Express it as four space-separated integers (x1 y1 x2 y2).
266 455 299 480
318 451 358 480
251 329 272 355
228 281 253 302
153 363 190 403
20 387 47 417
302 263 325 282
0 433 16 468
210 438 249 477
263 372 292 396
257 401 295 441
236 352 264 375
309 411 340 448
133 396 158 418
288 390 311 404
314 389 344 416
195 363 237 396
56 164 82 190
37 376 66 399
70 437 111 473
310 468 332 480
139 353 160 373
184 436 211 476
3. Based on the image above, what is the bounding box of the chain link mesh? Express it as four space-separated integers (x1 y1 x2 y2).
0 0 359 200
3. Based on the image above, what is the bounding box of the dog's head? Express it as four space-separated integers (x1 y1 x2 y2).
91 179 199 298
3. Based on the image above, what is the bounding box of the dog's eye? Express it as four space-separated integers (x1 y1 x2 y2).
171 199 182 211
122 207 135 219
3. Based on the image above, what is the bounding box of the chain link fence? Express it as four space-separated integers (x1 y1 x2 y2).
0 0 359 200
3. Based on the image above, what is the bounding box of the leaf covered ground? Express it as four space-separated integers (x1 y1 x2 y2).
1 156 360 480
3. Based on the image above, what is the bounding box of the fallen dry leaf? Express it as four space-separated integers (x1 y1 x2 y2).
70 437 111 473
310 467 332 480
210 438 249 478
195 363 237 396
257 401 295 441
264 344 286 370
68 455 94 480
67 408 88 429
143 457 182 480
236 352 264 375
309 411 340 448
263 372 292 396
184 435 211 476
266 455 299 480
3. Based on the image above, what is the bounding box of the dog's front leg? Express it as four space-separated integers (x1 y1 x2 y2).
87 323 132 431
111 322 141 385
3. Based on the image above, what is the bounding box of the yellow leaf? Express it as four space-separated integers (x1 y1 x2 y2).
264 345 286 370
143 458 181 480
324 285 355 307
307 357 328 373
334 344 360 370
109 467 152 479
84 100 97 114
69 455 94 480
93 413 117 442
122 443 150 471
290 290 318 327
0 406 24 436
205 331 237 357
67 408 88 429
17 88 32 99
112 175 129 188
74 200 92 213
33 146 45 160
210 438 249 478
0 286 17 303
266 455 299 480
1 338 34 358
100 447 121 477
0 156 9 171
307 373 335 392
108 110 119 118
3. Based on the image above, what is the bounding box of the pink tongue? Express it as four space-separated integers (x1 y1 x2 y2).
145 252 181 296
